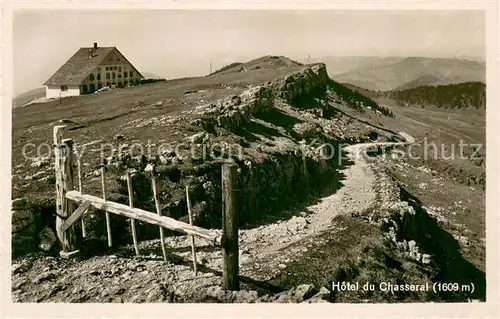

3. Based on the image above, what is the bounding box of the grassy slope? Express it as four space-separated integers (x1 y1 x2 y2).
12 64 305 206
11 57 486 302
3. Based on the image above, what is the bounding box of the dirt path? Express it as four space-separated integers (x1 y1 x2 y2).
125 137 415 281
233 136 414 280
12 136 414 302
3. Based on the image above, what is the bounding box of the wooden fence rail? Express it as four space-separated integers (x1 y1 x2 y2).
65 190 222 244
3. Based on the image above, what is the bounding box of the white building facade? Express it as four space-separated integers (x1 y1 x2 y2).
45 85 80 99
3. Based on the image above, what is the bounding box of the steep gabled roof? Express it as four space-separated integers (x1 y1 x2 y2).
44 47 115 86
113 47 144 79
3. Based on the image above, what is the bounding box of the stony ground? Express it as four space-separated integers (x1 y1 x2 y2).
11 57 486 303
12 138 436 303
11 137 486 303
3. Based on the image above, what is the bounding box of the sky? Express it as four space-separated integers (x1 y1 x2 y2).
13 10 485 95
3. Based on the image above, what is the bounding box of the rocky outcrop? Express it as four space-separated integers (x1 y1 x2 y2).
11 197 59 258
12 199 38 258
11 62 386 256
280 63 329 106
195 63 328 132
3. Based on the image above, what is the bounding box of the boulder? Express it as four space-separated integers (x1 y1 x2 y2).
303 287 331 303
409 250 421 262
12 208 39 255
205 286 230 302
232 290 259 303
38 226 57 252
12 198 27 210
12 210 35 233
408 240 417 251
271 284 317 303
421 254 432 265
292 284 317 301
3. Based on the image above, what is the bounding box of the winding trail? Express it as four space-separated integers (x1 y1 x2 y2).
11 134 416 302
159 133 417 281
230 133 416 279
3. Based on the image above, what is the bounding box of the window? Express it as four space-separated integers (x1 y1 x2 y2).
114 66 117 70
106 73 110 79
118 74 122 78
106 82 111 87
112 82 116 86
124 80 128 86
129 71 133 77
60 85 68 91
112 73 116 79
97 74 101 81
89 73 95 81
124 72 128 78
118 66 122 72
89 83 96 92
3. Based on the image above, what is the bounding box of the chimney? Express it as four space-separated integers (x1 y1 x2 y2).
94 42 98 49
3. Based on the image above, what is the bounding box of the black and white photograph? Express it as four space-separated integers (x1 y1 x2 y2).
2 3 498 315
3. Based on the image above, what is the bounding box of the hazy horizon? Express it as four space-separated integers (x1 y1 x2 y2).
14 10 485 96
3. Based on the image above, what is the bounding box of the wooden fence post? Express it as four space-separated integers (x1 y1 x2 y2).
150 168 168 262
186 184 198 276
126 170 139 256
221 163 239 290
101 166 112 247
302 145 308 186
77 158 87 238
54 125 78 252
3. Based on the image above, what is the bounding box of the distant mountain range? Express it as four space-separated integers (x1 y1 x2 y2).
12 88 46 108
318 56 485 91
141 72 164 79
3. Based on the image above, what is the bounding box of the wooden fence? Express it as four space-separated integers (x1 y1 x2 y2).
53 125 239 290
